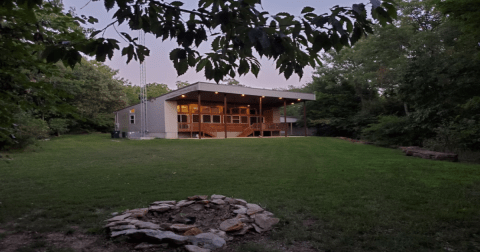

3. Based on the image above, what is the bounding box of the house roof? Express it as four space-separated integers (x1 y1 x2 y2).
115 82 315 112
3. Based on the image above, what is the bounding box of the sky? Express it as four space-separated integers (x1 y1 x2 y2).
63 0 364 90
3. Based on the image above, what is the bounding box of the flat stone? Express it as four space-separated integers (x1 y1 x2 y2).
189 232 226 250
177 200 195 208
105 213 131 222
104 220 130 228
189 204 205 211
246 203 264 215
170 224 196 232
252 223 264 233
110 224 136 231
233 205 247 215
254 213 279 230
126 208 148 218
210 199 225 205
208 229 230 241
219 218 244 232
134 221 160 230
111 229 189 245
149 204 171 212
188 195 208 201
184 227 202 236
231 224 251 236
223 197 236 204
185 245 211 252
210 194 226 200
263 211 274 217
160 223 173 230
235 199 247 206
151 200 176 205
126 218 140 225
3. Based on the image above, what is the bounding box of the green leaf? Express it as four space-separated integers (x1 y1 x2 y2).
301 7 315 14
251 63 259 77
176 59 188 76
196 58 209 72
170 1 184 7
238 59 249 76
104 0 115 11
90 30 102 38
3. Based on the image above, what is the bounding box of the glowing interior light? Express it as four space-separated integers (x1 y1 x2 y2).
291 102 294 105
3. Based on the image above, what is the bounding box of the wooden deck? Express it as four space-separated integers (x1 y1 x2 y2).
178 122 287 138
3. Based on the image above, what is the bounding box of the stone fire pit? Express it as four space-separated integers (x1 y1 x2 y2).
104 194 280 251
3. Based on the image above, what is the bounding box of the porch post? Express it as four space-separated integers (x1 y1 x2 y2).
224 94 227 139
198 91 202 139
260 96 263 137
304 101 307 137
284 100 287 137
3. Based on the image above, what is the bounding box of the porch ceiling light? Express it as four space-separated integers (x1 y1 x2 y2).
262 96 265 98
215 91 219 94
279 97 282 99
181 95 186 98
298 99 301 101
241 94 245 96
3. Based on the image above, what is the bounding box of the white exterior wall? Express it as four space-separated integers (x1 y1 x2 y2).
163 100 178 139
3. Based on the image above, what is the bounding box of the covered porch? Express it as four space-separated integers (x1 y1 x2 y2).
168 83 314 139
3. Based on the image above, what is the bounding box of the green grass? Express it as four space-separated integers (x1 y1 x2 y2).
1 134 480 251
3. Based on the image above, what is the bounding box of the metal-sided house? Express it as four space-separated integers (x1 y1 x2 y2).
114 82 315 139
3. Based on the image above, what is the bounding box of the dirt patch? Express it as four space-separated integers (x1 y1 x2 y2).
0 226 129 252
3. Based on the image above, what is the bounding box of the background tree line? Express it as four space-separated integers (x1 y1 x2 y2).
287 0 480 157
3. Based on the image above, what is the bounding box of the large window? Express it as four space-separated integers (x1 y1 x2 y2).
130 115 135 124
203 115 211 123
212 115 221 123
193 115 199 123
241 116 248 123
232 116 240 124
231 108 239 114
177 114 187 122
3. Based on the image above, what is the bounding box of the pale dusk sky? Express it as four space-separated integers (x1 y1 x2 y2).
63 0 366 90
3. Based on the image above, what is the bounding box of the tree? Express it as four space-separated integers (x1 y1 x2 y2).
124 82 171 105
175 81 190 89
2 0 396 82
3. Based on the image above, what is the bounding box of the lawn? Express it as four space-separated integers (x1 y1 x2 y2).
1 134 480 251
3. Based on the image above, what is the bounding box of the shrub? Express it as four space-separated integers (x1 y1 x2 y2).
11 113 50 149
362 115 419 147
48 118 69 136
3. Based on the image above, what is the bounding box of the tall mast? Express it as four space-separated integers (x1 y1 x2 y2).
139 30 147 137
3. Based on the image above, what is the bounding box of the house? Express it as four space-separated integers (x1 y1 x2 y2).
114 82 316 139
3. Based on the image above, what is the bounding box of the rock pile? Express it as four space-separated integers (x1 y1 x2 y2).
399 146 458 162
104 194 279 251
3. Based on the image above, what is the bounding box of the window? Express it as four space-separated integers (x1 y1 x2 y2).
130 115 135 124
177 115 187 122
190 104 198 114
232 108 239 114
241 116 248 123
225 116 231 123
232 116 240 124
240 108 247 114
212 115 221 123
201 106 210 113
203 115 211 123
130 109 135 113
249 109 256 115
180 105 188 113
193 115 199 123
211 107 220 114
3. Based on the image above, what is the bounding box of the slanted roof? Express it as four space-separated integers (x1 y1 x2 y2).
115 82 315 112
161 82 315 107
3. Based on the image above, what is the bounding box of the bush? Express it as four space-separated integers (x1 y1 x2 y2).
11 113 50 149
362 115 420 147
48 118 69 136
